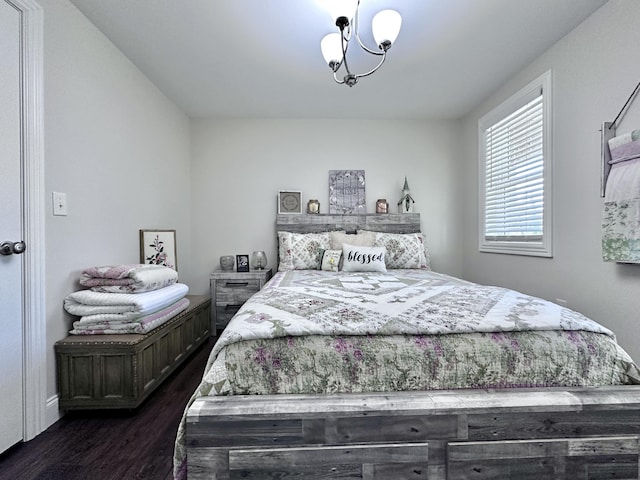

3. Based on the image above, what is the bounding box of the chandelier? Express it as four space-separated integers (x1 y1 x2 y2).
320 0 402 87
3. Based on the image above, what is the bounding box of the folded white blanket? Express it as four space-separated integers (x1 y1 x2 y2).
70 297 190 335
64 283 189 322
79 264 178 293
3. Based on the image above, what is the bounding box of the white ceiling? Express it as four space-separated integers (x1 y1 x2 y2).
68 0 608 120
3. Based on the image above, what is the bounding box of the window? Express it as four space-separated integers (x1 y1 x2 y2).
479 70 553 257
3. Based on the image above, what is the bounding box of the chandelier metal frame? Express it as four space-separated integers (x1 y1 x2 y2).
324 1 399 87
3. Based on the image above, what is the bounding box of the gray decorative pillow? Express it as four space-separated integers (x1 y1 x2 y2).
277 231 333 271
341 244 387 273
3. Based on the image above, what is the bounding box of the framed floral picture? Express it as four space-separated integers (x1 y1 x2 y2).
140 229 177 270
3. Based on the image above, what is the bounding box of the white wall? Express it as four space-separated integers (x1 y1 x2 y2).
460 0 640 362
189 119 463 295
43 1 192 414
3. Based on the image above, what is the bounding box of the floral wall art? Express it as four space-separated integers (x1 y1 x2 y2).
139 229 177 270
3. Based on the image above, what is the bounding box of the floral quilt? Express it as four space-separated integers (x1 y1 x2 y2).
173 269 640 479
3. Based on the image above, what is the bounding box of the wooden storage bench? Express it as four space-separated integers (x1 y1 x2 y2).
55 295 211 410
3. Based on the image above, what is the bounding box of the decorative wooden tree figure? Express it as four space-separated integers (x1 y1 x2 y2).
397 176 415 213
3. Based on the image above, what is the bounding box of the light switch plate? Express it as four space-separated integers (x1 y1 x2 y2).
52 192 68 216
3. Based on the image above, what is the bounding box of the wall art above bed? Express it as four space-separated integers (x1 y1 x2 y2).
277 191 302 214
329 170 366 214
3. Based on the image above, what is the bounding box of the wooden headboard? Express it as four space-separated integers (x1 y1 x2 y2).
276 213 420 234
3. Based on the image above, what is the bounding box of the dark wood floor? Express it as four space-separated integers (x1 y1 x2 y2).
0 338 214 480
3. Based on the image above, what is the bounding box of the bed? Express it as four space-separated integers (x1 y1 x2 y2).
176 213 640 480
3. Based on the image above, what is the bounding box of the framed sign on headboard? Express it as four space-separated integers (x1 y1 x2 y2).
328 170 366 214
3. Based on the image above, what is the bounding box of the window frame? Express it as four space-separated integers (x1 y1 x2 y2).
478 70 553 257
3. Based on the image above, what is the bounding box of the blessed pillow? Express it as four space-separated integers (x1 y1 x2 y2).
330 231 376 250
359 231 430 270
341 244 387 273
277 231 334 271
321 249 342 272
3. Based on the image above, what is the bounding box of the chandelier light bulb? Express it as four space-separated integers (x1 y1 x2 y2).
372 9 402 49
321 32 343 68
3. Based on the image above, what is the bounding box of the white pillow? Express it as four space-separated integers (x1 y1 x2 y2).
341 244 387 273
277 231 333 271
321 250 342 272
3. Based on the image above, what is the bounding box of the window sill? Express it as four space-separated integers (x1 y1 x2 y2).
479 241 552 258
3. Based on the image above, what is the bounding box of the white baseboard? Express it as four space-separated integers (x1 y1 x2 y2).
45 394 62 430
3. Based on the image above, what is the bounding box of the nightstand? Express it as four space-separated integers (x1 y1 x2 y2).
210 268 273 334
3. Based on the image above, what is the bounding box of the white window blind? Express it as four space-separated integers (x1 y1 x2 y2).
484 94 543 241
479 70 552 257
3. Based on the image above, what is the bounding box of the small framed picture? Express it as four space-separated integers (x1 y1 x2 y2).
236 254 250 272
278 191 302 214
140 229 177 270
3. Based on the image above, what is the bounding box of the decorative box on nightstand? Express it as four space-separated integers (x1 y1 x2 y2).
210 268 272 334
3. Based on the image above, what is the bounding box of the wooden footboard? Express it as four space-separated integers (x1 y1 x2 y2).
186 386 640 480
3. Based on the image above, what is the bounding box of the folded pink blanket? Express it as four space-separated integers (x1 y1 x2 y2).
80 264 178 293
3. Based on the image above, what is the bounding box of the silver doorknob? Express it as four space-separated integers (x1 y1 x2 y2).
0 241 26 256
12 241 26 254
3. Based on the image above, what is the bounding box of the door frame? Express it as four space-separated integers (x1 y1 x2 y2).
9 0 46 441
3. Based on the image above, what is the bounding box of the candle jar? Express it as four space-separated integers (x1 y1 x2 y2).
307 199 320 214
376 199 389 214
219 255 234 271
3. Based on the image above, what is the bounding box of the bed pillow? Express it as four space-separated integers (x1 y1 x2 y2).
422 234 432 270
341 244 387 273
330 231 376 250
278 231 334 271
320 249 342 272
359 231 430 270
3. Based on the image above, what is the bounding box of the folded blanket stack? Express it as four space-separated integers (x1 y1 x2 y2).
65 264 190 335
79 263 178 293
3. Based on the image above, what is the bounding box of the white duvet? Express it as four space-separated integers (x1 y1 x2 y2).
64 282 189 322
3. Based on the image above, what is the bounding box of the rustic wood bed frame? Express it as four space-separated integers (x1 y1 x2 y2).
186 214 640 480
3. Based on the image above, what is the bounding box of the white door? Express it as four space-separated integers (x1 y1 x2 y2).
0 0 26 453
